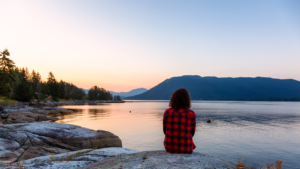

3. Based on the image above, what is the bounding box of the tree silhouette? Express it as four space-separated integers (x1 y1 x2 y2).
0 48 15 97
47 72 60 101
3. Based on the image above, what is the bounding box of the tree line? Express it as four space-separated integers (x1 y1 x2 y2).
87 86 112 100
0 48 121 102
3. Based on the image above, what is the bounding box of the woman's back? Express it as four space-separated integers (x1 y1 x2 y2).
163 108 196 154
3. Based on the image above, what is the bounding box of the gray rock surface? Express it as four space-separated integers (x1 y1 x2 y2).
0 161 5 168
1 147 235 169
0 122 122 163
81 150 235 169
0 107 73 124
3 148 138 169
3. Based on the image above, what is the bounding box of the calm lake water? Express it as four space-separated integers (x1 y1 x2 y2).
57 101 300 168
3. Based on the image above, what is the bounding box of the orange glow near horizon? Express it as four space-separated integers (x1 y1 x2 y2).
22 66 168 92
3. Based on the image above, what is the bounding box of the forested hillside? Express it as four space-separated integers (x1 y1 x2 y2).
0 48 117 102
0 65 86 102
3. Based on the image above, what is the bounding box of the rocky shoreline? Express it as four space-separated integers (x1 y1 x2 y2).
0 106 74 124
0 106 235 169
29 100 125 106
0 100 125 110
0 122 122 164
1 148 235 169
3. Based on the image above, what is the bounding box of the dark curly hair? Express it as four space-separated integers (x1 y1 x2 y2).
169 88 191 109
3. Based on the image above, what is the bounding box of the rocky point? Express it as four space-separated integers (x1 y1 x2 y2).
0 122 122 164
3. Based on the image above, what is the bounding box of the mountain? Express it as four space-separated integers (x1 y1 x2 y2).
110 88 148 98
126 75 300 101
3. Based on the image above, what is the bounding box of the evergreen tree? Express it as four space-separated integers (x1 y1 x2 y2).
59 80 66 99
31 70 41 91
36 72 41 82
40 82 50 100
113 95 122 101
20 67 28 81
28 85 35 101
25 67 31 82
35 82 42 101
47 72 60 101
15 67 32 101
15 81 30 101
87 86 112 100
10 68 21 99
0 48 15 97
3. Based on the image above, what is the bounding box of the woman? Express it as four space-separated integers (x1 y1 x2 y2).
163 88 196 154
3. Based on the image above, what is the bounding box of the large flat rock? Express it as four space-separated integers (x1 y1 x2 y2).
3 148 138 169
3 148 234 169
0 122 122 163
81 150 235 169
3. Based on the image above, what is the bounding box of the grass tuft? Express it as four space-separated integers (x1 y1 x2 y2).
235 156 283 169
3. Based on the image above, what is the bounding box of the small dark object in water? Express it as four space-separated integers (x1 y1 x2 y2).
207 119 211 123
143 152 148 159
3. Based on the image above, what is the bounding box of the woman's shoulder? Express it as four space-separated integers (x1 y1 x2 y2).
164 108 173 112
187 109 196 116
164 108 174 115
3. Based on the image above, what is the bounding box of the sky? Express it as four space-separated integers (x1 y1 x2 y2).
0 0 300 92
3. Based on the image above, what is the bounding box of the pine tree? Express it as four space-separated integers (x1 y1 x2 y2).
36 72 41 82
59 80 66 99
47 72 60 101
25 67 31 82
16 81 30 101
87 85 112 100
28 85 35 101
31 70 41 91
35 82 42 101
20 68 28 81
0 48 15 97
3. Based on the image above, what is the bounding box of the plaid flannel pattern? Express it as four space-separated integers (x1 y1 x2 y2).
163 108 196 154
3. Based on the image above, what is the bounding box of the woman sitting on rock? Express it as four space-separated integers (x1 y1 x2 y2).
163 88 196 154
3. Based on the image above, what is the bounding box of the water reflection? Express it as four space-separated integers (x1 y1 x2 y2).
55 109 84 123
55 108 112 123
88 109 111 119
57 101 300 169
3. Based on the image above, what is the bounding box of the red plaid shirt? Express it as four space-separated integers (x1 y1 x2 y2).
163 108 196 154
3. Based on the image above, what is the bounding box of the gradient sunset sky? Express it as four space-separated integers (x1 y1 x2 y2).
1 0 299 92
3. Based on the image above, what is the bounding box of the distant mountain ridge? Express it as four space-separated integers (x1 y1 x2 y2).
82 88 148 98
126 75 300 101
110 88 148 98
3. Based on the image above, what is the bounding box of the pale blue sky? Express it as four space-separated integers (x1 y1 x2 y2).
0 0 299 91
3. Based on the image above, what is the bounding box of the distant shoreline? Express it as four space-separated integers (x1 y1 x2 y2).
125 98 300 102
0 100 125 108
